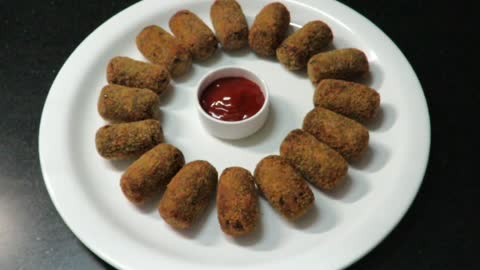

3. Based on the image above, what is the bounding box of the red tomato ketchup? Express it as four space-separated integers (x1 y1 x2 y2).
200 77 265 121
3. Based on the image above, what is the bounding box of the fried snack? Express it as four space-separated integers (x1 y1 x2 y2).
95 119 163 160
210 0 249 50
169 10 218 61
314 79 380 121
159 161 218 229
248 2 290 57
97 84 159 122
307 48 369 85
120 144 185 204
303 107 369 160
254 155 314 220
276 21 333 70
106 56 170 95
280 129 348 190
136 25 192 77
217 167 259 236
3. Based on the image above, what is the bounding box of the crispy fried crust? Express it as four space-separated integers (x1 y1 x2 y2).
106 56 170 95
169 10 218 61
314 79 380 121
307 48 369 85
95 119 164 160
210 0 249 50
303 107 369 160
276 21 333 70
120 144 185 204
97 84 159 122
159 161 218 229
136 25 192 77
280 129 348 190
217 167 259 236
254 155 314 220
249 2 290 57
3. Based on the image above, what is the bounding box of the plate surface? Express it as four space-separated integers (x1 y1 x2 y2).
39 0 430 269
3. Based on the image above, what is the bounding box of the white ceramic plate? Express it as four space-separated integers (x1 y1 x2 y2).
39 0 430 269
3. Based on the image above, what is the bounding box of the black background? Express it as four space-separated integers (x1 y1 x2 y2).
0 1 477 269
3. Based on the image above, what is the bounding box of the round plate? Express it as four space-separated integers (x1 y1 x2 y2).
39 0 430 269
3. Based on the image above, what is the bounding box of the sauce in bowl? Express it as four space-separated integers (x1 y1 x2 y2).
200 77 265 121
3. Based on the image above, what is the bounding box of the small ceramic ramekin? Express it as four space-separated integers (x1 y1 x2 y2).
196 66 270 140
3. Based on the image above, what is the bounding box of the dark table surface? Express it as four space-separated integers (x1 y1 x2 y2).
0 0 477 269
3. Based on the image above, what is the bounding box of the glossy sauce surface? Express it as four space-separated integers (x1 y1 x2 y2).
200 77 265 121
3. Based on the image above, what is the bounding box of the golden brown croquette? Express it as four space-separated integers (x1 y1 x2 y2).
280 129 348 190
303 107 369 160
97 84 159 122
159 160 218 229
248 2 290 57
120 144 185 204
254 155 314 220
314 79 380 121
95 119 163 160
136 25 192 77
217 167 259 236
210 0 249 50
169 10 218 61
276 20 333 70
106 56 170 95
307 48 369 85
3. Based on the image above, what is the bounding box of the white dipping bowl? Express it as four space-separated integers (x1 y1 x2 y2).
196 66 270 140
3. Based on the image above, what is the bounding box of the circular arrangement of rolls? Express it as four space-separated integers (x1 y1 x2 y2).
94 0 381 237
